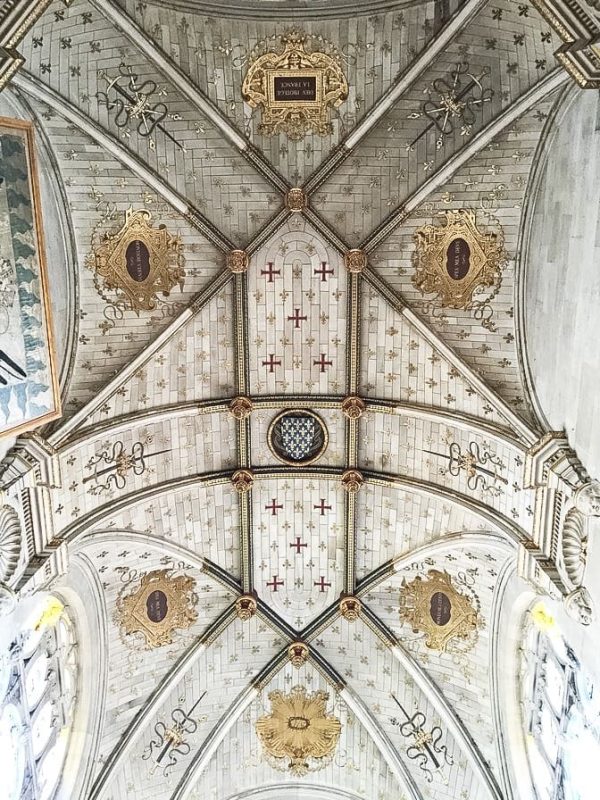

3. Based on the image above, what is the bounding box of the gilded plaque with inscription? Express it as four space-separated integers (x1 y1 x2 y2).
412 209 506 310
115 569 197 649
242 33 348 140
88 207 185 313
399 569 480 651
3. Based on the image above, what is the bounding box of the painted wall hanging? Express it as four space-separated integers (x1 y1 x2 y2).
242 32 348 139
255 685 341 775
412 209 507 328
399 569 480 651
88 207 185 314
115 569 198 649
0 118 60 436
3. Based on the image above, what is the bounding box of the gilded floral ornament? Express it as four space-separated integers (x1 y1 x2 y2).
232 469 255 493
412 209 507 322
399 569 480 651
235 594 257 620
339 596 361 621
285 188 307 212
88 207 185 313
343 249 367 273
288 641 309 668
255 686 341 775
115 569 198 649
241 32 348 140
341 396 366 420
229 396 253 420
227 249 249 274
341 469 364 494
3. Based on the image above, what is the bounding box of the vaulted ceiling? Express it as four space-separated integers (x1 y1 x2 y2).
1 1 600 799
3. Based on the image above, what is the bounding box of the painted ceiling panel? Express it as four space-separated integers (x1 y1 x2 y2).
314 0 561 241
247 217 348 396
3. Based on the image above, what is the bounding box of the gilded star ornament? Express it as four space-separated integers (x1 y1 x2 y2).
255 686 341 775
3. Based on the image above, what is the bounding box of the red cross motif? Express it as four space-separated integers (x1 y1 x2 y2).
290 537 308 554
314 499 332 515
265 499 283 516
261 262 281 282
314 261 334 282
267 575 284 592
287 308 308 329
314 576 331 592
313 354 333 373
262 354 281 373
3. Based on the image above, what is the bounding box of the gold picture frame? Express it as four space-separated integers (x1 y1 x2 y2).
0 117 61 437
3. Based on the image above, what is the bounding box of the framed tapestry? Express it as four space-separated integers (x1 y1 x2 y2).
0 117 60 437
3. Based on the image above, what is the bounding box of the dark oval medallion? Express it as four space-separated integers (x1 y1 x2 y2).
125 239 151 282
446 237 471 281
430 591 452 626
146 589 168 623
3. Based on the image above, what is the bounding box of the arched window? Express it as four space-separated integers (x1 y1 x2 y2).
519 603 600 800
0 595 78 800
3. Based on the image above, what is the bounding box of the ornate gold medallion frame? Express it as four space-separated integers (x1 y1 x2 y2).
255 685 341 775
242 33 348 140
412 209 506 310
399 569 480 651
89 207 185 313
115 569 197 649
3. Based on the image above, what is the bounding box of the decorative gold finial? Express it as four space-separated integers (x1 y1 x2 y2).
286 188 306 212
344 249 367 273
231 469 255 493
341 396 366 420
288 641 309 667
340 595 361 621
227 249 249 274
235 594 258 621
229 396 253 420
341 469 364 494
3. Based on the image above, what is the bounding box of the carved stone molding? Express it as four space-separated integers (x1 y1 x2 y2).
341 469 364 494
285 187 307 212
235 594 257 621
573 479 600 516
229 396 253 420
532 0 600 88
341 396 366 420
288 641 309 667
231 469 255 493
343 249 367 273
227 249 249 274
0 504 21 583
561 508 588 586
339 595 361 621
564 586 594 626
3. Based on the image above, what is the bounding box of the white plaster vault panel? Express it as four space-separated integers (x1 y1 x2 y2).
248 218 348 396
253 477 346 630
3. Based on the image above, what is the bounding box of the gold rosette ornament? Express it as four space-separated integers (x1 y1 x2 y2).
255 686 341 775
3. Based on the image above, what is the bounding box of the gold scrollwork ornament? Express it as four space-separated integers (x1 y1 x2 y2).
242 32 348 140
89 207 185 313
412 209 507 312
255 685 341 775
115 569 197 649
399 569 480 651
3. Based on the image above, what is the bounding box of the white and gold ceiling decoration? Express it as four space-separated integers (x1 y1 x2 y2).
1 2 600 800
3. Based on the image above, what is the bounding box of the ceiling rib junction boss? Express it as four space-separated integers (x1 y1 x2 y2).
0 2 599 800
